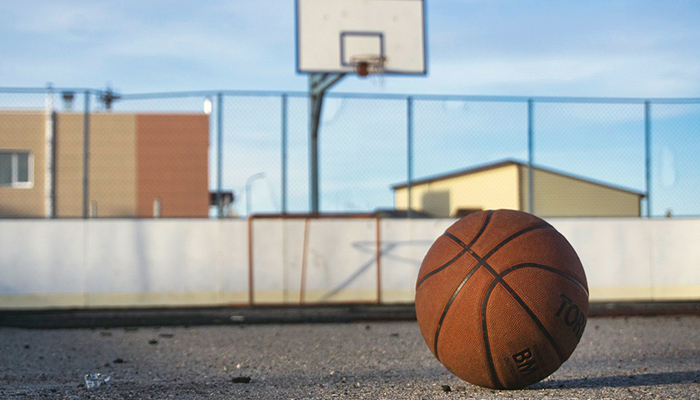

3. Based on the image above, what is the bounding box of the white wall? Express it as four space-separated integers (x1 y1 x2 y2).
0 218 698 309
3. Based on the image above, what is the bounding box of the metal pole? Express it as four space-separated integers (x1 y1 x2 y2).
644 100 652 217
309 86 321 213
527 99 534 215
308 73 345 214
44 85 54 218
82 91 90 219
407 97 414 218
216 93 224 218
281 94 288 214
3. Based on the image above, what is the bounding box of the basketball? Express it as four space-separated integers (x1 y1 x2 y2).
415 209 589 389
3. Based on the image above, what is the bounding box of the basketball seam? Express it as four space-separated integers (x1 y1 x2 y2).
432 262 482 361
415 211 493 290
431 221 550 371
470 257 576 378
473 250 570 388
428 212 494 362
415 247 467 290
490 271 566 363
466 210 494 248
500 263 589 297
442 223 556 388
481 279 505 389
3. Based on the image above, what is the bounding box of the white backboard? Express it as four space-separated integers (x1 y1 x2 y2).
296 0 427 75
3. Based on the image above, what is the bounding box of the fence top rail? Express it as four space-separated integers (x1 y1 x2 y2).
114 91 700 105
119 90 308 100
2 86 700 104
248 212 377 220
0 86 104 94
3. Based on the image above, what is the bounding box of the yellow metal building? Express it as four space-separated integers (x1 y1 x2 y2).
392 160 644 217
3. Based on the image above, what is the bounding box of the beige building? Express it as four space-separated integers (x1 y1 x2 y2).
392 160 644 218
0 111 209 218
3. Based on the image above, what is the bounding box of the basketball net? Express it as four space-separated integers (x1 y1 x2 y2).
350 55 386 89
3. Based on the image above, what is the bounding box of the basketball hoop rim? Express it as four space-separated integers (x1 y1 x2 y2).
349 54 387 77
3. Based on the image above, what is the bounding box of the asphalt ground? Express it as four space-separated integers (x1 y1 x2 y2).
1 315 699 399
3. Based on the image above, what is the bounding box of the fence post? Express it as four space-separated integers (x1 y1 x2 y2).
82 91 90 219
527 99 534 215
44 85 55 218
645 100 652 217
216 93 224 218
407 96 414 218
281 94 288 214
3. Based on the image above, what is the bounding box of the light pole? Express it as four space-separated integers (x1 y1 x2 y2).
246 172 265 216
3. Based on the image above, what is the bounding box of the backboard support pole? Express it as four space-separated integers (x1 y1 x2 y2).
309 73 345 213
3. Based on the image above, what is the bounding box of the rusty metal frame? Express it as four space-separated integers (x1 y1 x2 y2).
247 213 383 306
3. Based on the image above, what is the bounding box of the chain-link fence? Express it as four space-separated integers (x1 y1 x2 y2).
1 86 699 218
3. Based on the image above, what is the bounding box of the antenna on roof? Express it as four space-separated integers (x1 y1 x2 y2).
100 85 121 110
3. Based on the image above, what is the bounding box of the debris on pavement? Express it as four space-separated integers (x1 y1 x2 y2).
84 373 111 389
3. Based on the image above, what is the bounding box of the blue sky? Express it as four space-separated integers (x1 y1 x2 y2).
1 0 699 216
1 0 700 97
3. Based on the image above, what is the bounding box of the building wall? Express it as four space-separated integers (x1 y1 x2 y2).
519 166 641 217
54 113 84 217
0 112 46 217
2 112 208 218
136 114 209 217
90 114 137 217
55 113 138 217
394 164 521 217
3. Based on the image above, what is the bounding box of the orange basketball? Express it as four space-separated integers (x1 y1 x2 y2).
415 209 588 389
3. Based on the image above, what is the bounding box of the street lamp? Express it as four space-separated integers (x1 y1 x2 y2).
203 97 212 115
246 172 266 216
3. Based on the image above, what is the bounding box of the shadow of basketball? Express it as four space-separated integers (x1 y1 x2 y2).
530 370 700 389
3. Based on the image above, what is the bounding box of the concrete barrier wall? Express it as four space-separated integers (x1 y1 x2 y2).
0 218 698 309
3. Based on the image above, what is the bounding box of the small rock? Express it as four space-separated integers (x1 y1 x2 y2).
231 376 251 384
441 385 451 393
148 340 158 345
23 345 30 349
113 358 125 364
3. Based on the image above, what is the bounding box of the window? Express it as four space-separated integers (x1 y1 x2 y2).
0 151 33 188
